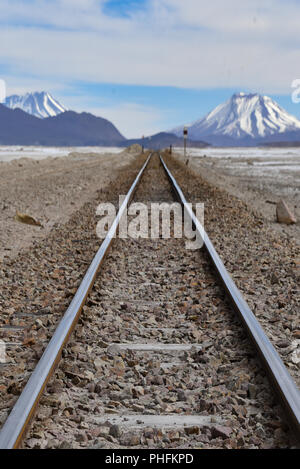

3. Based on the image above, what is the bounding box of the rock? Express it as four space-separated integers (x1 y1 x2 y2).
199 398 208 411
94 358 105 371
98 340 109 348
79 422 89 430
145 315 157 325
276 200 297 224
248 383 257 399
31 430 44 439
104 408 119 414
256 425 265 438
99 427 112 437
184 426 200 435
142 428 154 439
84 370 94 382
58 440 73 449
177 390 187 401
112 357 126 377
90 427 108 438
270 272 279 284
37 405 54 419
168 430 181 442
87 382 95 393
276 340 289 349
109 424 123 438
132 386 144 397
291 348 300 366
107 344 122 357
35 319 44 328
151 375 164 385
15 211 43 227
75 433 88 443
95 382 102 394
90 440 109 449
132 403 145 412
120 432 140 446
211 425 232 439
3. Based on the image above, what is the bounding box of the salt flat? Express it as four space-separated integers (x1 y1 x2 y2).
0 146 122 163
175 146 300 243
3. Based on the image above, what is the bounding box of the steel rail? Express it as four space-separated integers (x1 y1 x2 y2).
0 153 152 449
159 154 300 442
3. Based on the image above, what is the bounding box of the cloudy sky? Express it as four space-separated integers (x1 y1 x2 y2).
1 0 300 137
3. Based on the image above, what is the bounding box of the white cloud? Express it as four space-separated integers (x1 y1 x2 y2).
4 76 70 97
1 1 300 94
4 76 165 138
66 99 165 138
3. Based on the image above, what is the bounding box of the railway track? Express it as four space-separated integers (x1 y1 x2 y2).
0 151 299 449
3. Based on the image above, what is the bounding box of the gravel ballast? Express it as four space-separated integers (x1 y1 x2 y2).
2 152 296 449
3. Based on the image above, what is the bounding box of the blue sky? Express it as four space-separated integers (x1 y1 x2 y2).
103 0 148 18
1 0 300 137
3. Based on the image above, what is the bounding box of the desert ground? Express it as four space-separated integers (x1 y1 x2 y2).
1 145 299 263
0 146 140 261
0 146 299 449
175 147 300 244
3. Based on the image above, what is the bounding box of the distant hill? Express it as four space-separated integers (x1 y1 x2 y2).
262 140 300 147
0 104 125 146
121 132 209 150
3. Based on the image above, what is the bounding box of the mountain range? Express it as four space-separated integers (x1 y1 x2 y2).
171 92 300 146
2 90 300 147
1 91 208 147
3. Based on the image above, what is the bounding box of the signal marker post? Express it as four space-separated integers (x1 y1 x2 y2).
183 126 188 165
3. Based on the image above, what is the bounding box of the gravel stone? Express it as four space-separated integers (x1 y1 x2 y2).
2 151 297 450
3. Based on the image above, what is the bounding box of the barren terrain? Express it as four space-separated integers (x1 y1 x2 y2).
174 147 300 244
0 147 140 261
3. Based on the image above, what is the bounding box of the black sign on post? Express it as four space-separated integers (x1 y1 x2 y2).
183 126 188 164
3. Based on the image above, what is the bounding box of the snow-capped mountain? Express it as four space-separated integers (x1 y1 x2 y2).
171 92 300 146
4 91 67 119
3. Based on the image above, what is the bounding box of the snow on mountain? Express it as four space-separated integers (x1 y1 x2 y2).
4 91 67 119
171 92 300 145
